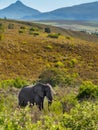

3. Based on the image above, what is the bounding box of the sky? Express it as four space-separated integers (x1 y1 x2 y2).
0 0 97 12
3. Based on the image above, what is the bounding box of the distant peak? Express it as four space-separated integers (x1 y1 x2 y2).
15 0 23 5
16 0 21 2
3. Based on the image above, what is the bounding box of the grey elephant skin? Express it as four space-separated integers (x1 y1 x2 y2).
18 83 54 110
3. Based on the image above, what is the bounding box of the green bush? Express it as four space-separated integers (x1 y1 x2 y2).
44 27 51 33
55 61 64 67
39 68 79 87
29 27 35 31
77 81 98 100
29 27 38 35
48 33 59 38
50 100 62 114
19 29 24 33
20 26 26 29
61 94 78 113
0 107 34 130
0 78 28 89
65 75 74 86
0 100 97 130
61 101 98 130
0 79 13 88
0 79 98 130
39 68 67 87
8 24 14 29
45 45 53 50
33 32 39 36
0 23 4 33
18 26 26 33
66 36 71 39
13 77 28 88
68 58 78 68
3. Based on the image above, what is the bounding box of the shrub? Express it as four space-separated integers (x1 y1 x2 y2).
13 77 28 88
0 78 28 89
44 27 51 33
0 23 4 33
48 33 59 38
20 26 26 29
64 74 76 86
66 36 71 39
68 58 78 68
45 45 53 50
33 32 39 36
55 61 64 67
39 68 79 87
39 68 67 87
0 107 35 130
8 24 14 29
29 27 35 31
61 94 78 113
61 101 98 130
50 100 62 114
19 29 24 33
77 81 98 100
0 79 14 88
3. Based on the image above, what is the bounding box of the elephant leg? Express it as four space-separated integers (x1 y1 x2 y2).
39 99 44 110
34 96 43 110
38 104 42 111
41 100 44 110
35 102 42 110
29 99 34 107
29 103 34 108
19 100 27 107
42 103 43 109
36 101 43 110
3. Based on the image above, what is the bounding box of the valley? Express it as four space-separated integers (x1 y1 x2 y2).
37 20 98 33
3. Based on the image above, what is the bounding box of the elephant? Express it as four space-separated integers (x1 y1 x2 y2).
18 83 55 110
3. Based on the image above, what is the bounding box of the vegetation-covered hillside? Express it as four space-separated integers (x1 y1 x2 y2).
0 19 98 84
0 19 98 130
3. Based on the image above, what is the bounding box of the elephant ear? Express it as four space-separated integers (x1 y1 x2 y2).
33 84 44 97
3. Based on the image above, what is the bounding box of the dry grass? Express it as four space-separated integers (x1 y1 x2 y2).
0 19 98 84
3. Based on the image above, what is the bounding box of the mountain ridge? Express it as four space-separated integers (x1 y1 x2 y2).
0 1 98 20
0 0 41 19
30 1 98 20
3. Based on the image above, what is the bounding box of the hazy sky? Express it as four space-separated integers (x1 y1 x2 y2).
0 0 97 12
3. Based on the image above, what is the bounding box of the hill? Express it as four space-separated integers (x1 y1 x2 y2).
0 1 98 21
23 1 98 20
0 19 98 84
0 1 41 19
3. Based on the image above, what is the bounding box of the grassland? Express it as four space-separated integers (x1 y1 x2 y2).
0 19 98 130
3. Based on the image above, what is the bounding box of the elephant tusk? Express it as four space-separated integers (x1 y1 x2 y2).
46 83 56 95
